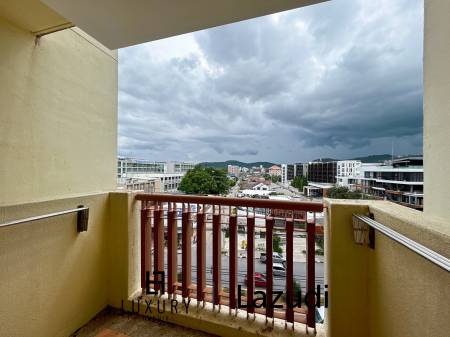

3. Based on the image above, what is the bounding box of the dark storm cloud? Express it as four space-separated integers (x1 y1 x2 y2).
119 0 423 162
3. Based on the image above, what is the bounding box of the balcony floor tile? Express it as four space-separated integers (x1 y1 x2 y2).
71 308 216 337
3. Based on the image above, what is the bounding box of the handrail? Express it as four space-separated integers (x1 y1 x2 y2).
135 193 324 212
353 214 450 272
0 206 89 232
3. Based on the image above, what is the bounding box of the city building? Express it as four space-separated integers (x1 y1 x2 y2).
167 161 196 174
117 177 160 193
294 163 308 179
336 160 362 188
268 165 281 176
135 173 184 192
252 183 270 191
359 157 424 210
117 157 195 178
1 2 449 337
307 161 337 184
227 164 240 177
117 157 165 178
281 164 295 184
117 157 195 192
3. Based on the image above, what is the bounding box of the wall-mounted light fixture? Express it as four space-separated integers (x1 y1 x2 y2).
352 215 369 245
352 214 375 248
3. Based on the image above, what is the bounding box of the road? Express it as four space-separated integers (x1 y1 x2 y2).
163 246 324 294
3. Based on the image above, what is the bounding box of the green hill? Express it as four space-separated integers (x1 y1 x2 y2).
350 154 397 163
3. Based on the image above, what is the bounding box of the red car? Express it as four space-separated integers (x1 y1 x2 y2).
244 272 267 288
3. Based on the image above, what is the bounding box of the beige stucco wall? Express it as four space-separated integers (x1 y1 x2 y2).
423 0 450 221
325 199 450 337
0 193 110 337
0 16 118 206
108 191 141 308
368 202 449 337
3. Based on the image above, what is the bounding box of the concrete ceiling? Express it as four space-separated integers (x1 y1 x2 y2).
40 0 326 49
0 0 70 34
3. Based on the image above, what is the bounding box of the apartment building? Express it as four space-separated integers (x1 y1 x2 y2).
117 157 195 178
143 173 184 192
360 157 424 210
308 161 337 184
118 177 160 193
117 157 194 191
294 162 308 179
336 160 362 188
167 161 196 174
117 157 165 178
227 164 240 177
268 165 281 176
281 164 295 184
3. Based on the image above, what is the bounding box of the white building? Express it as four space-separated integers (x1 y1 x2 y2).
359 157 424 210
252 183 270 191
117 157 195 177
117 157 195 192
336 157 424 210
117 177 160 193
336 160 362 188
134 173 184 192
281 164 295 184
240 189 271 197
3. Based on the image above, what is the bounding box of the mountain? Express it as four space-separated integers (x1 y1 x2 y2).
199 160 277 169
312 154 416 163
349 154 393 163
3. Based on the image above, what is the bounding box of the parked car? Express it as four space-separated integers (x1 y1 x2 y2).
244 272 267 287
260 252 286 264
272 263 286 277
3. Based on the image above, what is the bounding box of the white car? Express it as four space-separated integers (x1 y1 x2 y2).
260 252 286 264
272 263 286 277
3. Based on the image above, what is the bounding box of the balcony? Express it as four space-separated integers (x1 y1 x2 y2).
1 191 448 337
135 193 323 331
1 0 450 336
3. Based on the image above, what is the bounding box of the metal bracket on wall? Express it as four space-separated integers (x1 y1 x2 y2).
77 205 89 232
368 213 375 249
353 214 450 273
0 206 89 233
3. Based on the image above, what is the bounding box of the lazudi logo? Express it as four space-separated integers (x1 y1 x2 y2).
237 284 328 309
144 271 328 314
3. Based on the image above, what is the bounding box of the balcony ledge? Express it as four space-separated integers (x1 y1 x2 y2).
123 292 326 337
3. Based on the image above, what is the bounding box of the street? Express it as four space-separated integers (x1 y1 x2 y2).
163 244 324 294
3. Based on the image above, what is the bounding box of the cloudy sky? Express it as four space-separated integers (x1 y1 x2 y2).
118 0 423 163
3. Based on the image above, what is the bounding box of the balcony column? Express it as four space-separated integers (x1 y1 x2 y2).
325 199 370 337
424 0 450 220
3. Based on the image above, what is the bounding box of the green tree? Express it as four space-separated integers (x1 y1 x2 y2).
327 186 364 199
179 165 231 195
273 234 283 254
270 175 281 183
291 176 308 190
229 177 237 188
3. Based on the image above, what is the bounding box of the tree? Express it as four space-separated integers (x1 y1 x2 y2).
229 177 237 188
291 176 308 190
273 234 283 254
179 165 231 195
270 175 281 183
327 186 364 199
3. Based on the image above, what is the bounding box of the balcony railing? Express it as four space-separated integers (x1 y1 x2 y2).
136 193 323 330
